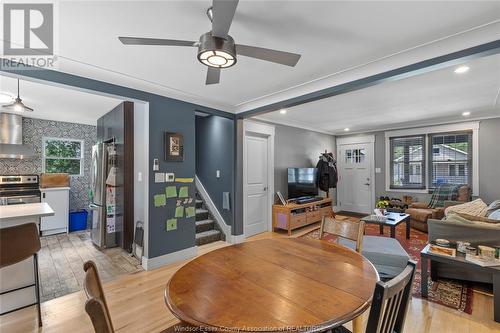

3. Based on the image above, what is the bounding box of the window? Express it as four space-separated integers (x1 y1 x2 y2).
42 137 84 176
429 132 471 187
389 135 425 189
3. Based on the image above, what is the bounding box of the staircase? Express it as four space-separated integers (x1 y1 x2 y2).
195 193 225 246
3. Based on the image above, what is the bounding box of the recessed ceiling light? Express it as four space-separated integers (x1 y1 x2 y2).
462 111 471 116
454 66 469 74
279 109 287 114
344 128 350 132
0 92 14 104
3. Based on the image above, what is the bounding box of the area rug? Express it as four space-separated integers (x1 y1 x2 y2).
300 215 473 314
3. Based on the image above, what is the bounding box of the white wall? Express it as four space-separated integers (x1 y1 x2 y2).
133 102 149 260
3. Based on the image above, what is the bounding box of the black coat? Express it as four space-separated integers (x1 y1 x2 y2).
316 159 338 192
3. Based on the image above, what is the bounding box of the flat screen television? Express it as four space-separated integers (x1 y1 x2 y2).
287 168 318 199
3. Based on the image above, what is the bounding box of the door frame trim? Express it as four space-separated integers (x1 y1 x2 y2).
242 120 275 238
336 135 375 214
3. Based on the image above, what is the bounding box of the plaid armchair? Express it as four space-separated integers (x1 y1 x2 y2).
405 185 471 233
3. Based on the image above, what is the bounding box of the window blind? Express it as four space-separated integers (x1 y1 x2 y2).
390 135 426 189
429 132 472 187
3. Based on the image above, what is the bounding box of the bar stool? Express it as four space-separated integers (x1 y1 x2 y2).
0 223 42 327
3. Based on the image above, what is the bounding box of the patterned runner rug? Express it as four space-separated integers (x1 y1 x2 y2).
300 215 473 314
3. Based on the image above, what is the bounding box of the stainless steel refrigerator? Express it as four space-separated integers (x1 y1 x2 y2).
89 143 117 248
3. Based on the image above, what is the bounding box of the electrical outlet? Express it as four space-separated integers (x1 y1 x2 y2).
216 170 220 178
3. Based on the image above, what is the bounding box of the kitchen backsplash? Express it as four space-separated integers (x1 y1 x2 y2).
0 117 96 212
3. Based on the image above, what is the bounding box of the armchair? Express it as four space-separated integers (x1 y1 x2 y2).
405 185 471 233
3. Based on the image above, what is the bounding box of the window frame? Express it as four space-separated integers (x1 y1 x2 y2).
389 134 426 190
42 137 84 177
385 122 479 195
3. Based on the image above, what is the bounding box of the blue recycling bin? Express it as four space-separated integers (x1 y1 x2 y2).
69 210 88 232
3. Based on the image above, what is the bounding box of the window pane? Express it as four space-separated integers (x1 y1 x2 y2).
44 139 82 158
430 132 471 187
45 159 81 175
390 135 425 189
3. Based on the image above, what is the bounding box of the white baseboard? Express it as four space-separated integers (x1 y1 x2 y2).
195 175 233 241
230 234 246 244
141 246 196 271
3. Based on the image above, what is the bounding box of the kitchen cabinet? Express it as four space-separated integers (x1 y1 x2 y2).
40 187 70 235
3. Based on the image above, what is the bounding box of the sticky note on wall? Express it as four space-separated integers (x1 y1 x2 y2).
175 206 184 218
166 219 177 231
175 178 194 183
154 194 166 207
178 186 189 198
185 206 196 218
165 186 177 198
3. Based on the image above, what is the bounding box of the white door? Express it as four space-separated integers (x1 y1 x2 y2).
244 134 269 237
337 143 373 214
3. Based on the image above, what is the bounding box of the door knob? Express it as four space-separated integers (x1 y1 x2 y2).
364 183 370 186
263 187 267 191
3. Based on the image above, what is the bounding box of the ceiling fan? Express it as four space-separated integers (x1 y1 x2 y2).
2 79 34 112
118 0 301 85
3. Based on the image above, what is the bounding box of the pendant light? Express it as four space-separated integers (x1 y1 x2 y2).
2 79 34 112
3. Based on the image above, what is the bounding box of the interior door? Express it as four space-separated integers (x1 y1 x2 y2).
338 143 373 214
244 134 269 237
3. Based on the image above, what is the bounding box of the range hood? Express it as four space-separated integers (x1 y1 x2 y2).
0 113 35 159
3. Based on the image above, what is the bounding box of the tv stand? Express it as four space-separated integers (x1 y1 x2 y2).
272 198 333 236
294 196 323 204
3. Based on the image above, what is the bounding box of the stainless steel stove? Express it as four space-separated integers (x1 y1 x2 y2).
0 175 41 205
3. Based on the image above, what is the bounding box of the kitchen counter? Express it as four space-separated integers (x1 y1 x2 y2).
0 202 55 220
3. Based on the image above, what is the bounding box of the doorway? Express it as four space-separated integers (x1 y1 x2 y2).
336 136 375 214
243 121 274 238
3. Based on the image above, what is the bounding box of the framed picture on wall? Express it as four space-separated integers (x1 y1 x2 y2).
164 132 184 161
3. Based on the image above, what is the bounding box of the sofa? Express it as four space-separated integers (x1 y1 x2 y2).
405 185 471 233
428 216 500 283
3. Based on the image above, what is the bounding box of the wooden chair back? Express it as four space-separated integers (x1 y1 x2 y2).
319 217 365 252
83 261 115 333
366 261 417 333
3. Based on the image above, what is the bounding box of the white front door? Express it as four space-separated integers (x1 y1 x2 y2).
244 134 269 237
337 143 373 214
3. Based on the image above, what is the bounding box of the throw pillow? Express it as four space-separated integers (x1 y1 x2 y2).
444 198 488 217
428 184 460 208
489 209 500 221
486 200 500 216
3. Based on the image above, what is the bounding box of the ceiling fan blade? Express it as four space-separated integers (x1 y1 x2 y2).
206 67 221 85
2 103 15 108
23 105 34 112
211 0 239 38
118 37 196 47
236 44 301 67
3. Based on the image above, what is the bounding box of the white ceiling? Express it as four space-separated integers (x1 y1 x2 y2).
19 0 500 112
0 75 123 125
256 52 500 134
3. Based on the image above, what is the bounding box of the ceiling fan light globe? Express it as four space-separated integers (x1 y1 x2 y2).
197 31 236 68
14 103 23 112
207 55 227 66
199 50 214 60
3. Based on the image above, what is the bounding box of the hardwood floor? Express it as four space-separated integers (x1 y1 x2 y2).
1 227 499 333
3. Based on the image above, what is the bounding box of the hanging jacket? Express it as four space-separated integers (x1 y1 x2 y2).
316 158 338 192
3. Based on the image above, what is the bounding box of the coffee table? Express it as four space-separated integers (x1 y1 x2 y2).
420 244 500 322
361 212 410 239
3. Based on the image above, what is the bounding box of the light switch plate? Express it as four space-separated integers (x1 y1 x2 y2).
153 158 159 171
375 168 381 174
216 170 220 178
166 173 175 182
155 173 165 183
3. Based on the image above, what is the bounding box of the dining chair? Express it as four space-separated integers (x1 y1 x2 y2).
333 260 417 333
0 223 42 327
83 260 115 333
319 216 365 252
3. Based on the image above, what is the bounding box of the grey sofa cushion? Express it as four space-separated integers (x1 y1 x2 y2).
339 236 410 278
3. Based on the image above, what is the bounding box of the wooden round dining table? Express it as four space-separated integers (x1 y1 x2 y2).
165 238 379 333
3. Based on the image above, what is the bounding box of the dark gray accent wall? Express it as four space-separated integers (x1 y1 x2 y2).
273 124 336 202
195 115 234 226
233 119 244 236
1 61 231 260
372 118 500 204
0 117 96 213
